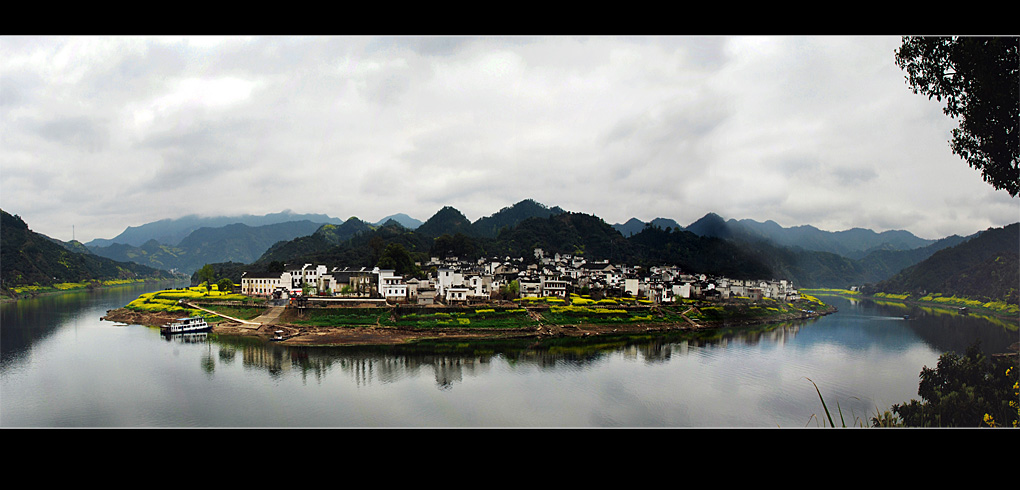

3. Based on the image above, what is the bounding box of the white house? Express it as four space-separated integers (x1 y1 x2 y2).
445 287 470 304
241 272 288 298
381 275 408 302
435 267 463 297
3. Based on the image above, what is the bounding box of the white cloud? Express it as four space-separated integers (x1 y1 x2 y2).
1 35 1015 243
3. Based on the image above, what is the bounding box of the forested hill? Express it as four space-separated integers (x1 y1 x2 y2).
240 204 1004 290
1 210 171 288
87 220 326 275
869 223 1019 304
61 200 1010 295
246 210 778 282
684 212 935 258
472 199 566 238
85 211 343 248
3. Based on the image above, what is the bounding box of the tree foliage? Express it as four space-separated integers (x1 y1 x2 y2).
377 243 420 278
887 342 1019 427
197 264 216 286
1 209 169 287
895 36 1019 196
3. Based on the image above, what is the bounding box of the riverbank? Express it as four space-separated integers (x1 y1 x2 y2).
0 278 184 303
803 288 1020 323
101 300 838 347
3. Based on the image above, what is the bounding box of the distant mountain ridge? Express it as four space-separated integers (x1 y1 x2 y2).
1 209 171 289
86 210 343 247
684 212 935 258
871 223 1019 303
613 217 683 237
52 201 1011 300
414 206 475 238
87 220 327 274
373 213 422 230
474 199 567 238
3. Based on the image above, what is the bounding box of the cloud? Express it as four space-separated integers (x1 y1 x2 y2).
1 35 1015 244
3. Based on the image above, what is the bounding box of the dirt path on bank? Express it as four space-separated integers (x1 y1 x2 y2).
250 306 286 325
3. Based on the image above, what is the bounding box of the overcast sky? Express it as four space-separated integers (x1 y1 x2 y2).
2 35 1017 243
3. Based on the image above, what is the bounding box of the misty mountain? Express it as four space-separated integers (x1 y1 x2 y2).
625 224 773 279
871 223 1019 303
684 212 934 257
314 217 376 245
1 209 171 288
61 201 1009 300
414 206 475 238
613 217 683 237
87 220 326 274
246 204 987 289
373 213 422 230
471 199 567 238
86 210 343 247
489 212 631 262
680 213 970 288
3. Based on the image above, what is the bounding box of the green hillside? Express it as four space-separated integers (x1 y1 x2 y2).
88 220 326 274
870 223 1019 304
472 199 566 238
1 209 171 291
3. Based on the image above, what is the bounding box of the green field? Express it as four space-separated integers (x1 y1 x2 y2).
124 285 261 322
123 289 829 329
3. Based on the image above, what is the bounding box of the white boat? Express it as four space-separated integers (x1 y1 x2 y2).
161 316 210 334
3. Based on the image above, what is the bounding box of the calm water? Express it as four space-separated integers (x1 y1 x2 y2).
2 283 1016 427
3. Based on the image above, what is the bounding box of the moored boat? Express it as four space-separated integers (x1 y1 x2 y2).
161 316 210 334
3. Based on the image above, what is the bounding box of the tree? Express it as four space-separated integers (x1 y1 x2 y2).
217 278 233 293
197 264 216 286
196 264 218 291
378 243 419 277
886 342 1019 427
894 36 1019 196
497 279 520 300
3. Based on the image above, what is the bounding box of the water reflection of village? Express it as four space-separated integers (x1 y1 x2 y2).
171 320 811 389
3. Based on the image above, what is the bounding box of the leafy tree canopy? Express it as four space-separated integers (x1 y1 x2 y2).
895 36 1019 196
197 264 216 285
887 342 1019 427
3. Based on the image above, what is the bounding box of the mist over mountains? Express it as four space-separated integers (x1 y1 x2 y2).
85 210 345 248
7 199 1013 303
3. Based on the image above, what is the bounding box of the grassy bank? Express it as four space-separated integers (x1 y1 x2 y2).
1 278 172 302
119 289 831 330
272 293 830 330
124 285 262 323
803 288 1019 321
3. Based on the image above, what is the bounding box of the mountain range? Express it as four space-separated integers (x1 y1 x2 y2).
1 209 171 289
869 223 1018 303
85 210 345 248
5 200 1014 304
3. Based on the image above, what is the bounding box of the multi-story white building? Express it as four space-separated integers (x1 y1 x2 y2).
381 274 408 302
241 272 290 297
435 267 463 298
288 264 328 290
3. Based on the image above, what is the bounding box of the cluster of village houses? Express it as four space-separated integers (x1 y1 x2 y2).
240 248 800 305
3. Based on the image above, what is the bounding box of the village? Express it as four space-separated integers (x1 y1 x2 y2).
240 247 801 306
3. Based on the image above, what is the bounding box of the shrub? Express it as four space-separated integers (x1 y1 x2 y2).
886 342 1019 427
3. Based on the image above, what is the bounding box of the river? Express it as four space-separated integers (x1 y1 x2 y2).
1 282 1016 427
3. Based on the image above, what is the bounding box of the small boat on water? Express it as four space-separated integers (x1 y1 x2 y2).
161 316 210 334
